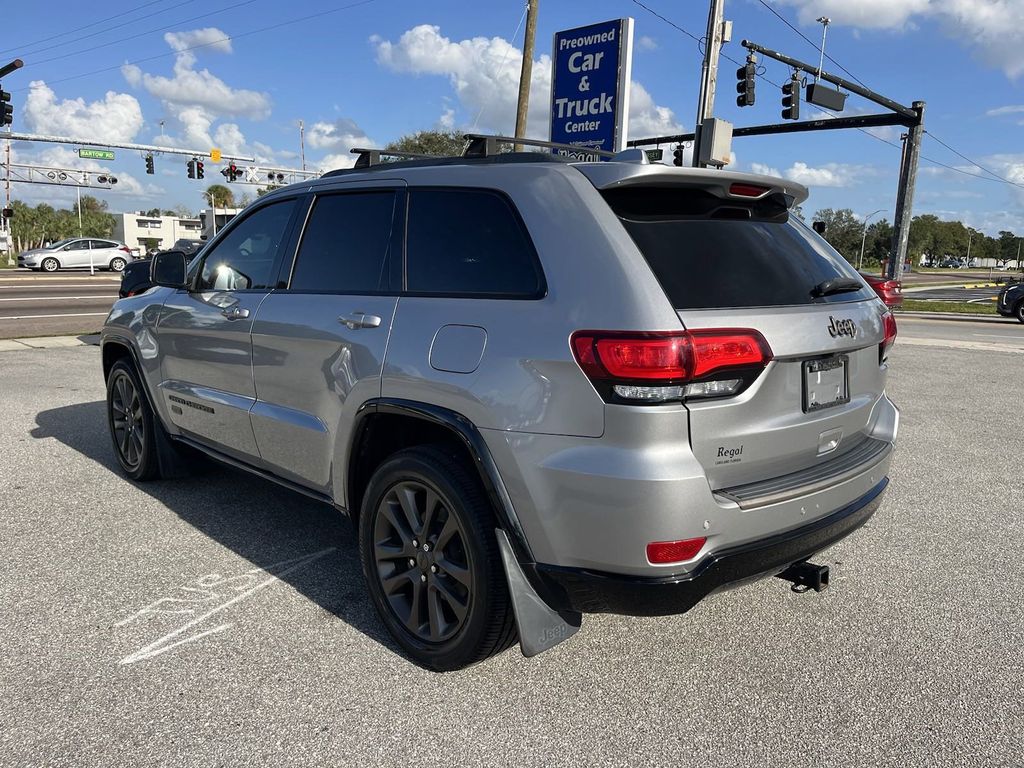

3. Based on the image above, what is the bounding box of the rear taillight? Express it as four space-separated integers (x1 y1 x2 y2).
571 329 772 404
120 246 132 254
880 311 897 363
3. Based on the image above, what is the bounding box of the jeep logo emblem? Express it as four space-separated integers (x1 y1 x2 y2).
827 316 857 338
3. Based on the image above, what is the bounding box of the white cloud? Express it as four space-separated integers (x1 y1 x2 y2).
317 153 358 172
164 27 232 54
637 35 659 51
776 0 1024 79
986 104 1024 116
373 24 681 142
306 117 372 150
24 81 143 142
750 160 868 187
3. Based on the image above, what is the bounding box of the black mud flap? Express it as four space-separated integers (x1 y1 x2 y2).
495 529 582 657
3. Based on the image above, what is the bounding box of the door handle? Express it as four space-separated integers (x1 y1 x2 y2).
221 306 250 320
339 312 383 330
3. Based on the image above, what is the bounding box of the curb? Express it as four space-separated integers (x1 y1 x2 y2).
0 334 100 351
895 311 1015 324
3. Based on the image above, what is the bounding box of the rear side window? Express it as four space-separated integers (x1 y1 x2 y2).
405 189 543 297
604 187 874 309
290 192 396 292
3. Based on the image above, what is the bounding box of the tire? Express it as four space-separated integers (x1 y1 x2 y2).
358 445 517 671
106 359 162 481
109 256 127 272
1015 300 1024 324
40 257 59 272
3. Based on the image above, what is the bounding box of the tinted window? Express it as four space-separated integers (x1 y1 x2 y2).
406 189 542 297
90 240 117 249
65 240 89 251
290 192 395 292
197 200 295 291
604 188 874 309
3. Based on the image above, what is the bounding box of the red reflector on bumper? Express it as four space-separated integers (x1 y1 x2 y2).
646 537 707 564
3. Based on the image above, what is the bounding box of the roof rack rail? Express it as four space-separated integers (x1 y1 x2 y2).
350 147 443 169
462 134 616 160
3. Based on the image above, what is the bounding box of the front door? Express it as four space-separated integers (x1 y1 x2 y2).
250 186 402 497
155 197 301 462
61 239 90 268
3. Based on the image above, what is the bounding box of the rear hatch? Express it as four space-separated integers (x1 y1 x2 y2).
593 170 891 491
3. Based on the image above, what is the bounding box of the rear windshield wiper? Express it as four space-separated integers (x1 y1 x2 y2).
811 277 864 298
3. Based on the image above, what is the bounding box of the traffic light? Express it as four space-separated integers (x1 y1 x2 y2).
187 159 196 179
222 162 238 182
0 88 12 126
196 159 205 179
782 74 801 121
145 154 154 175
673 146 684 167
735 60 756 107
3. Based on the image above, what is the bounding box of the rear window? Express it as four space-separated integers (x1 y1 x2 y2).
604 187 874 309
405 189 544 298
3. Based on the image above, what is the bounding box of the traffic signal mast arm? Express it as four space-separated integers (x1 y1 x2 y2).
740 40 917 120
2 131 256 163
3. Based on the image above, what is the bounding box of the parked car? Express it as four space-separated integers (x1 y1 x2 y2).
100 145 899 670
938 258 963 269
169 238 205 256
18 237 133 272
997 282 1024 323
860 271 903 308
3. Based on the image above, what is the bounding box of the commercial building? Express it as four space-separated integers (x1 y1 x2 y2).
112 212 203 255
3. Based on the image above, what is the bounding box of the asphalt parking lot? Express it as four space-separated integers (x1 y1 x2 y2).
1 322 1021 767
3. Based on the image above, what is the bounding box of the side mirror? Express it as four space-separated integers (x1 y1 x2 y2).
199 234 208 241
150 250 188 289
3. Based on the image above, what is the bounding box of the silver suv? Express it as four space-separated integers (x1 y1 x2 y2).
101 141 899 670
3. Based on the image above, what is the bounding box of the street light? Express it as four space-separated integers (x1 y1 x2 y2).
858 209 886 270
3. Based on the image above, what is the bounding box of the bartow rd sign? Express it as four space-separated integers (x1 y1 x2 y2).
549 18 633 160
78 148 114 161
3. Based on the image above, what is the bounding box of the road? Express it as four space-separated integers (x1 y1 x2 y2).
0 270 119 339
0 320 1021 767
904 285 1003 302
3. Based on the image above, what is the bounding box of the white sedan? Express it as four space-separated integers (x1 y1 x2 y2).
17 238 134 272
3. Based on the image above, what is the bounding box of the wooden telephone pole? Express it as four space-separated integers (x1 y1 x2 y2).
514 0 539 151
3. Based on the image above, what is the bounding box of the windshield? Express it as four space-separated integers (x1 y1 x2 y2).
603 187 874 309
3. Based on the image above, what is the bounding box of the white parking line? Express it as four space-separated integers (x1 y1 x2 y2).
0 312 109 320
0 284 119 290
0 295 118 302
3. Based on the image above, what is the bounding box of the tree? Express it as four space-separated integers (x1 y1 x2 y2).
171 204 195 219
204 183 235 209
385 129 466 158
997 231 1020 267
811 208 863 264
256 184 281 198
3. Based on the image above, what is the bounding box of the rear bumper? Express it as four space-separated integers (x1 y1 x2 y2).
529 478 888 616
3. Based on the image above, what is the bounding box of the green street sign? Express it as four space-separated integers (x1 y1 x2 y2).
79 148 115 161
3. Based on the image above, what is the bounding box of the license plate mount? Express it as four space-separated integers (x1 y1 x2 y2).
802 355 849 413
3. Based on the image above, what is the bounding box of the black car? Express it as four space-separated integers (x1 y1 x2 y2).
997 282 1024 323
119 241 205 298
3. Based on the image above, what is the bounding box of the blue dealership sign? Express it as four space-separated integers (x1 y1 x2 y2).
549 18 634 159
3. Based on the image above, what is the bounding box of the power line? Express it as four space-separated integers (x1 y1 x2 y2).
0 0 173 56
924 131 1024 188
29 0 257 69
753 0 868 87
14 0 379 93
16 0 200 60
629 0 701 43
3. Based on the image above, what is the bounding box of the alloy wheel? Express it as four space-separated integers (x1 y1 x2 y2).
372 480 474 643
110 372 145 469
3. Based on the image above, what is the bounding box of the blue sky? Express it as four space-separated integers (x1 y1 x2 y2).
4 0 1023 234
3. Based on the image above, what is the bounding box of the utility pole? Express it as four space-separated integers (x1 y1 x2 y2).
692 0 726 167
299 119 306 171
514 0 539 152
888 101 925 280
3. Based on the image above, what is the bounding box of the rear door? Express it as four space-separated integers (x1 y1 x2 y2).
604 184 888 489
250 184 402 495
155 196 301 462
61 239 90 268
